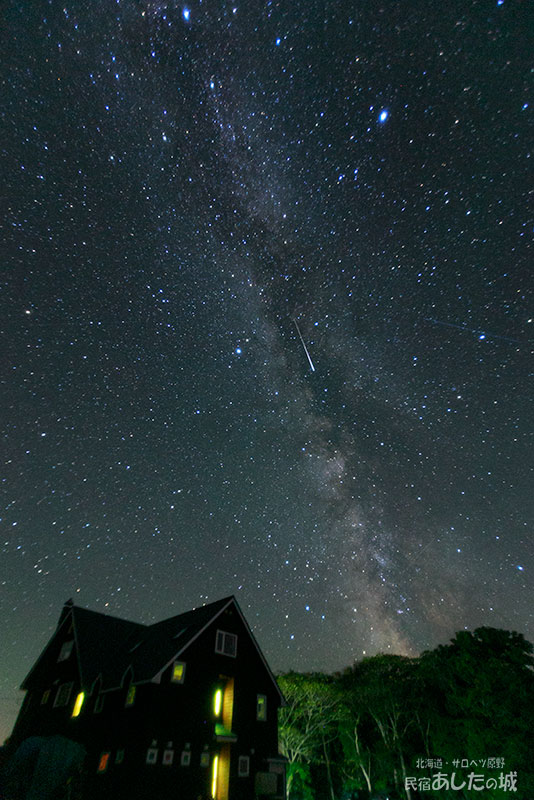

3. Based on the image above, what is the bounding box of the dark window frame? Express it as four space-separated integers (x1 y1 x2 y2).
215 629 238 657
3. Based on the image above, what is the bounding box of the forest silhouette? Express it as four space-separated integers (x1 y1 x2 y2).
277 627 534 800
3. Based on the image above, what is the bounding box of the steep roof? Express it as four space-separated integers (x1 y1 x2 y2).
71 605 145 689
125 597 232 686
21 596 283 702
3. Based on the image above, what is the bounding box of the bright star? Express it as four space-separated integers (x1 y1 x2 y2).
183 7 190 21
378 110 389 123
235 347 242 355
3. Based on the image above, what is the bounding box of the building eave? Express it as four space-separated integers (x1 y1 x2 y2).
150 597 236 682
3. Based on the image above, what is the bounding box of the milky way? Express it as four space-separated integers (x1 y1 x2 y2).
1 0 532 740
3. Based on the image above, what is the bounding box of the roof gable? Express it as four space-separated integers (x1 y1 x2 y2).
71 606 145 688
150 596 285 703
21 611 80 690
22 596 284 703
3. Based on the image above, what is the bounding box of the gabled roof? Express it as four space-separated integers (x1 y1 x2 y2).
126 596 232 686
23 596 283 703
71 606 145 689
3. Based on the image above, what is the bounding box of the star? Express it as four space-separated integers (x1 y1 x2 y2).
0 0 530 746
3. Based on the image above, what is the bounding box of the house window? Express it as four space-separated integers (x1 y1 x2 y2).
215 630 237 657
125 685 136 707
94 694 105 713
180 751 191 766
211 754 219 797
163 749 174 766
54 682 73 708
146 748 158 765
115 749 125 765
213 688 223 717
238 756 250 777
200 751 210 767
256 694 267 721
269 761 286 798
71 691 85 718
57 640 74 662
171 661 186 683
97 752 111 773
41 689 51 705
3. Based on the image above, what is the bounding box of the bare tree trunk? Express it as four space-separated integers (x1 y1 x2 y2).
322 734 336 800
398 749 412 800
286 766 294 800
353 724 372 794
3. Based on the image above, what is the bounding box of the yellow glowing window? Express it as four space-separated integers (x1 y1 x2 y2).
97 752 110 773
71 691 85 718
256 694 267 721
211 754 219 798
213 688 223 716
171 661 186 683
125 686 136 707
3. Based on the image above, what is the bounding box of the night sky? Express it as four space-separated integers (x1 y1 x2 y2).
1 0 532 741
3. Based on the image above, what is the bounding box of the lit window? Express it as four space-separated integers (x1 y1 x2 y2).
213 688 223 717
163 749 174 766
215 630 237 657
94 694 105 713
97 752 111 773
58 640 74 662
211 754 219 797
125 686 136 707
115 749 125 764
171 661 186 683
71 691 85 718
180 751 191 766
146 748 158 765
54 682 73 707
256 694 267 721
41 689 51 705
238 755 250 777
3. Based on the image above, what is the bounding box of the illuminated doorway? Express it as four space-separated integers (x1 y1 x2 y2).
211 744 230 800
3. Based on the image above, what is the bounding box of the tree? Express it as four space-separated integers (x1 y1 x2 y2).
338 654 424 799
277 629 534 800
419 628 534 799
278 672 342 800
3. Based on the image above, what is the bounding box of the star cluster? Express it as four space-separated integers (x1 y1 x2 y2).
1 0 532 740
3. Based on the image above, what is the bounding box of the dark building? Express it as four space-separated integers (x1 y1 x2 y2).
6 596 286 800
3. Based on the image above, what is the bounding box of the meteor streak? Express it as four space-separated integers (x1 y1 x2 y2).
425 318 520 344
293 318 316 372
